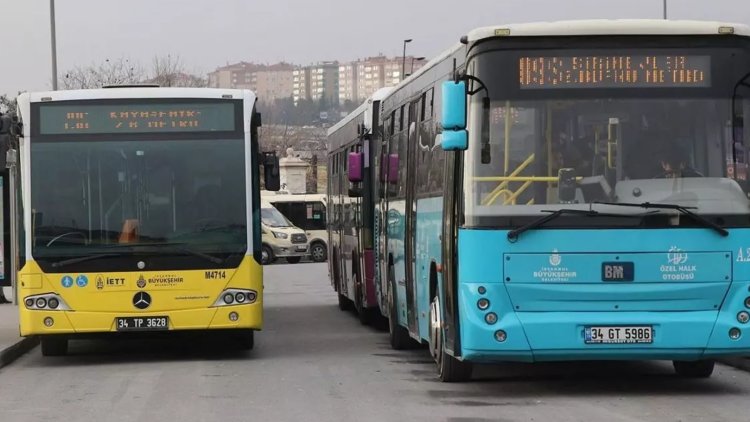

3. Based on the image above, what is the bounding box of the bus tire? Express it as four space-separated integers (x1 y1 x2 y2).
235 330 255 351
286 256 301 264
387 276 412 350
673 360 714 378
337 293 352 311
41 337 68 357
430 294 472 382
261 245 274 265
310 242 327 262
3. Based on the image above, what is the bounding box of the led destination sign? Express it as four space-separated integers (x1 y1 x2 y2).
39 102 237 135
519 55 711 89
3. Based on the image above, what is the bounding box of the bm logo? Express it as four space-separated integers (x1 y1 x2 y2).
602 262 634 282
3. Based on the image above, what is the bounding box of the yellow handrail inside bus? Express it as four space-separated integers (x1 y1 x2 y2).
481 153 535 205
504 180 533 205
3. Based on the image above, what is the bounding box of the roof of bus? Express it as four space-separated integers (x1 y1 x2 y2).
19 87 256 103
326 87 393 136
466 20 750 43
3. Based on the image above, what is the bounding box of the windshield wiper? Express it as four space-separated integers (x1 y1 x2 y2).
51 253 121 269
111 242 226 265
594 202 729 237
507 208 643 242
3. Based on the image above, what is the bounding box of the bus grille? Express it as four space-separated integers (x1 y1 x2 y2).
291 234 307 244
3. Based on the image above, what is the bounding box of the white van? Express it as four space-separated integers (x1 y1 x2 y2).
260 200 308 265
262 192 328 262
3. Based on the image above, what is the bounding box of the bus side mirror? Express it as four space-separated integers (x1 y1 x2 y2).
348 152 363 183
441 81 468 151
262 152 280 191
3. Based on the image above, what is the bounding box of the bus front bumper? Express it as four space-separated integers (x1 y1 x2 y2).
19 304 262 336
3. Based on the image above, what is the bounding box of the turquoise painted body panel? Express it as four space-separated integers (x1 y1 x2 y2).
457 228 750 362
414 197 443 340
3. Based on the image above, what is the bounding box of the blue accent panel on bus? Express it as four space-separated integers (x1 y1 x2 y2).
387 199 408 326
414 197 444 341
456 227 750 362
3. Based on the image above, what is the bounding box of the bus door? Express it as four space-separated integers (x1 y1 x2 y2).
405 100 420 335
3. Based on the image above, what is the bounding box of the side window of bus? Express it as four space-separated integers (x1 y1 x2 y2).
398 105 408 199
308 202 326 230
427 87 444 195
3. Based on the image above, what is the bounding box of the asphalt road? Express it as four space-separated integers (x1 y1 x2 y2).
1 263 750 422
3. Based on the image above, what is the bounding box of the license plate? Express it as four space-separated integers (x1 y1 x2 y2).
116 316 169 331
585 326 653 344
602 262 634 281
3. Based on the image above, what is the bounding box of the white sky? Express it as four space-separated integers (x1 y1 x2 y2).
2 0 749 96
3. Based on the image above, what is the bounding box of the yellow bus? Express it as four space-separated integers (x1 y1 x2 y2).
13 87 279 355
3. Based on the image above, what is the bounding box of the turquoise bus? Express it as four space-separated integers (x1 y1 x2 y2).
352 20 750 381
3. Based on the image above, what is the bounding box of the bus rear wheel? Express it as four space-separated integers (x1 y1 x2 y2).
41 337 68 357
429 294 472 382
673 360 714 378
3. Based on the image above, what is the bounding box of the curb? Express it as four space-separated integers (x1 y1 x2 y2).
718 357 750 372
0 337 39 369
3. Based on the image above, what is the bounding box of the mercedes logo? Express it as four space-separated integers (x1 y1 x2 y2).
133 292 151 310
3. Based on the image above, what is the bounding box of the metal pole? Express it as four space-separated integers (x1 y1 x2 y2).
50 0 59 90
401 39 412 81
663 0 667 19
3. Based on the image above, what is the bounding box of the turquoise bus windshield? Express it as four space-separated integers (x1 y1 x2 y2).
464 43 750 227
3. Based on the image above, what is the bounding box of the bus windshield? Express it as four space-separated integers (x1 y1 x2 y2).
31 138 247 270
464 43 750 227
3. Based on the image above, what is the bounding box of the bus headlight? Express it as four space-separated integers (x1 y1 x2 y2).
212 289 258 307
272 231 288 239
485 312 498 325
738 311 750 324
23 293 70 311
477 298 490 310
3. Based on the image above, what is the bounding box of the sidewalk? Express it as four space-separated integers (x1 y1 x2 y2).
0 302 38 369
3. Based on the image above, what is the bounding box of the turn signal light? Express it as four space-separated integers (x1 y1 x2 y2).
738 312 750 324
494 330 507 342
744 297 750 309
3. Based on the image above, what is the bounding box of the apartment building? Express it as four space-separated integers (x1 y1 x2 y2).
208 62 295 104
338 55 427 104
292 62 339 105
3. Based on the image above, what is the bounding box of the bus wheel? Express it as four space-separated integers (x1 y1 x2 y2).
261 246 273 265
387 277 412 350
286 256 302 264
310 242 327 262
673 360 714 378
429 294 472 382
41 337 68 357
235 330 255 351
337 293 352 311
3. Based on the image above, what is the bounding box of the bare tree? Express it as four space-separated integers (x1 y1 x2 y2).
0 94 17 114
150 54 207 87
61 58 144 89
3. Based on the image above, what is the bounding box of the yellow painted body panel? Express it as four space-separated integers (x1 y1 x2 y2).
18 256 263 336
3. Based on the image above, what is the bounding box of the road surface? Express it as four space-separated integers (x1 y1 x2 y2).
1 262 749 422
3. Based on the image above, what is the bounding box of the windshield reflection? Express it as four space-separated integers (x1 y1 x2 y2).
31 138 247 265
